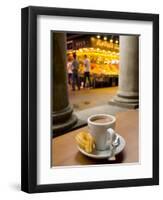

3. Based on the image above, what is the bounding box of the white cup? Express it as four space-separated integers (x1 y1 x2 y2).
88 114 116 151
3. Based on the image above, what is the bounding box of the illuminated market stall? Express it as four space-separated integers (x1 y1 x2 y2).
67 34 119 88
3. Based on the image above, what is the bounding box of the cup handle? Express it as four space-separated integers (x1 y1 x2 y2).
106 128 116 146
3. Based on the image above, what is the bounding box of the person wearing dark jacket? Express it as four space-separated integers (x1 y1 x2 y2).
71 53 80 91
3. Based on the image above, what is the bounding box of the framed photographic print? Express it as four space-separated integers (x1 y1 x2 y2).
21 6 159 193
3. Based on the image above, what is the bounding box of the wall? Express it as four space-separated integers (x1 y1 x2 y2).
0 0 162 199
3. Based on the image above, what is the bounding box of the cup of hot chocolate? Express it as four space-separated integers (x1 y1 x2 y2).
88 114 116 151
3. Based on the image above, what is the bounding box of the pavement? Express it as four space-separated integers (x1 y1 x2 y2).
69 86 119 111
68 86 129 123
75 104 128 122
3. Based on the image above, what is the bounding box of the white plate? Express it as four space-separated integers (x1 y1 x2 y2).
77 133 125 159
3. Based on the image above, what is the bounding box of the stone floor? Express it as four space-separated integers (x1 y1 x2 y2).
68 86 129 123
68 86 119 112
75 104 128 122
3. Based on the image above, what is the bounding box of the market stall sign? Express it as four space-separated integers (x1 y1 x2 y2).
91 37 119 52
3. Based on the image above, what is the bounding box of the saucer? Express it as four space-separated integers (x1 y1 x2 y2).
76 133 125 159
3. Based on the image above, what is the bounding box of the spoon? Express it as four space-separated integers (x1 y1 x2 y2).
108 136 120 161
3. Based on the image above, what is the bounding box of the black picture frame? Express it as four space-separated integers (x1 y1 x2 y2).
21 6 159 193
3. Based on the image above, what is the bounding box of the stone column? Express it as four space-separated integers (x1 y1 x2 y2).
52 32 77 134
110 35 139 108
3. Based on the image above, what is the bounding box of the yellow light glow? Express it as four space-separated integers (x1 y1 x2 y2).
115 40 119 44
97 35 100 39
104 36 107 40
110 39 113 43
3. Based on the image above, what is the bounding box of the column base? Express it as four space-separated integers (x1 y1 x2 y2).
109 95 139 109
53 114 78 135
52 105 78 135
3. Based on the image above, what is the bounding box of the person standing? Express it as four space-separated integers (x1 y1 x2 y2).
67 59 72 85
72 53 80 91
83 55 91 88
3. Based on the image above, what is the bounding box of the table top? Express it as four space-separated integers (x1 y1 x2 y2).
52 110 139 166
